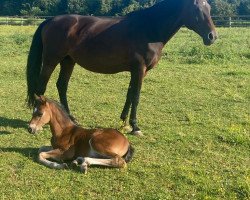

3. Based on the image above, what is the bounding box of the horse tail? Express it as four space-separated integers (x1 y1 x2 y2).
124 144 135 163
26 18 51 107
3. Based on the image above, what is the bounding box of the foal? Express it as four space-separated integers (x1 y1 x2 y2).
28 95 134 173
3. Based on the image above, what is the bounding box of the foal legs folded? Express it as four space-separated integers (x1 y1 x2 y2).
72 156 127 174
38 146 68 169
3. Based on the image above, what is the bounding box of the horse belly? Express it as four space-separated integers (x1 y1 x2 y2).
72 50 131 74
79 58 130 74
69 28 133 74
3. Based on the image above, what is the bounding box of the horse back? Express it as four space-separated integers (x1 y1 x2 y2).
41 14 162 73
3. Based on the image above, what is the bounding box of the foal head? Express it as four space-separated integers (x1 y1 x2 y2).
182 0 217 45
28 95 51 134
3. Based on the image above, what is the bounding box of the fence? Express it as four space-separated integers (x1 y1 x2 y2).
0 16 49 26
212 15 250 27
0 15 250 27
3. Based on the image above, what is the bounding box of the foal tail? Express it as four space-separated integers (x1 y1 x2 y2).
124 144 135 163
26 18 51 107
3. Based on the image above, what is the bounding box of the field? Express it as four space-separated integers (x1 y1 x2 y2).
0 17 44 25
0 25 249 199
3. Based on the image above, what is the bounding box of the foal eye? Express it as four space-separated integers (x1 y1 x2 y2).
34 112 43 117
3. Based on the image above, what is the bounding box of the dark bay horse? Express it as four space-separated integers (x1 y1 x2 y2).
28 95 134 173
26 0 217 135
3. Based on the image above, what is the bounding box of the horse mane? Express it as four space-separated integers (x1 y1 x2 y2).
124 0 184 42
126 0 183 19
47 99 72 121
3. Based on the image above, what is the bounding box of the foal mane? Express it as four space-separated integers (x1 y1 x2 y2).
47 99 72 121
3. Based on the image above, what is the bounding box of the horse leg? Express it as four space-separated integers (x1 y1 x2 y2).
129 66 146 136
120 80 132 121
38 147 68 170
57 56 75 120
120 80 132 131
35 57 59 97
72 156 126 174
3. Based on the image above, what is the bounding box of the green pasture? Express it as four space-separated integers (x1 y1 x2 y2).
0 17 44 25
0 25 249 199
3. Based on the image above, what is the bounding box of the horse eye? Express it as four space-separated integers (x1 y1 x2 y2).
34 112 43 117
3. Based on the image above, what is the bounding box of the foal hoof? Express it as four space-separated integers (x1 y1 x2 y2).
131 130 143 137
80 164 88 174
63 163 69 169
71 160 79 170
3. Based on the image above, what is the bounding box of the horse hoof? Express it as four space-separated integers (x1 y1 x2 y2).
120 125 132 133
131 130 143 137
124 125 132 132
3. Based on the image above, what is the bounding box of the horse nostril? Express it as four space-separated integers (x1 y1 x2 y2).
208 32 214 41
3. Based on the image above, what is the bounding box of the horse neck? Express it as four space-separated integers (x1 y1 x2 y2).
129 0 185 43
48 102 75 138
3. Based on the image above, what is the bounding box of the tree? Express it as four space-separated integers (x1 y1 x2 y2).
237 0 250 15
68 0 88 14
0 0 249 16
210 0 237 16
20 3 43 16
0 0 23 15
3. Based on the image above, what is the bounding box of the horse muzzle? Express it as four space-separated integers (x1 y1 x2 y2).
203 31 218 46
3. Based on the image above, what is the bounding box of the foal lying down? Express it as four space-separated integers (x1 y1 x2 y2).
28 95 134 173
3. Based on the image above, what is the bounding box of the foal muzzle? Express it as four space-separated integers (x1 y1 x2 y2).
28 124 43 134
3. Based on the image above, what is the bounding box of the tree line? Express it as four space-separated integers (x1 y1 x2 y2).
0 0 249 17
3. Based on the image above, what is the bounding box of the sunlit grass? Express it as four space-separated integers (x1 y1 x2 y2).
0 26 249 199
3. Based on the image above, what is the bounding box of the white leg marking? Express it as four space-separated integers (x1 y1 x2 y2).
72 156 126 174
38 148 68 170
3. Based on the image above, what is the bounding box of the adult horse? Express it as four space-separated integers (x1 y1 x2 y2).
26 0 217 135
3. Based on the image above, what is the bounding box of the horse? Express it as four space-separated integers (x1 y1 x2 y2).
28 95 134 173
26 0 217 136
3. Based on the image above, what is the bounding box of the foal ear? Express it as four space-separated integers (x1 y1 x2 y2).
40 95 46 104
34 94 40 101
34 94 46 104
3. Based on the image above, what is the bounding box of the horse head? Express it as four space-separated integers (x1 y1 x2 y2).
182 0 218 45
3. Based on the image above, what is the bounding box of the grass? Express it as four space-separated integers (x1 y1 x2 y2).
0 17 44 26
0 25 249 199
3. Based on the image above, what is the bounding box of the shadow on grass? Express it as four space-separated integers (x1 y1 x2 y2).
0 147 38 160
0 131 12 135
0 117 28 135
